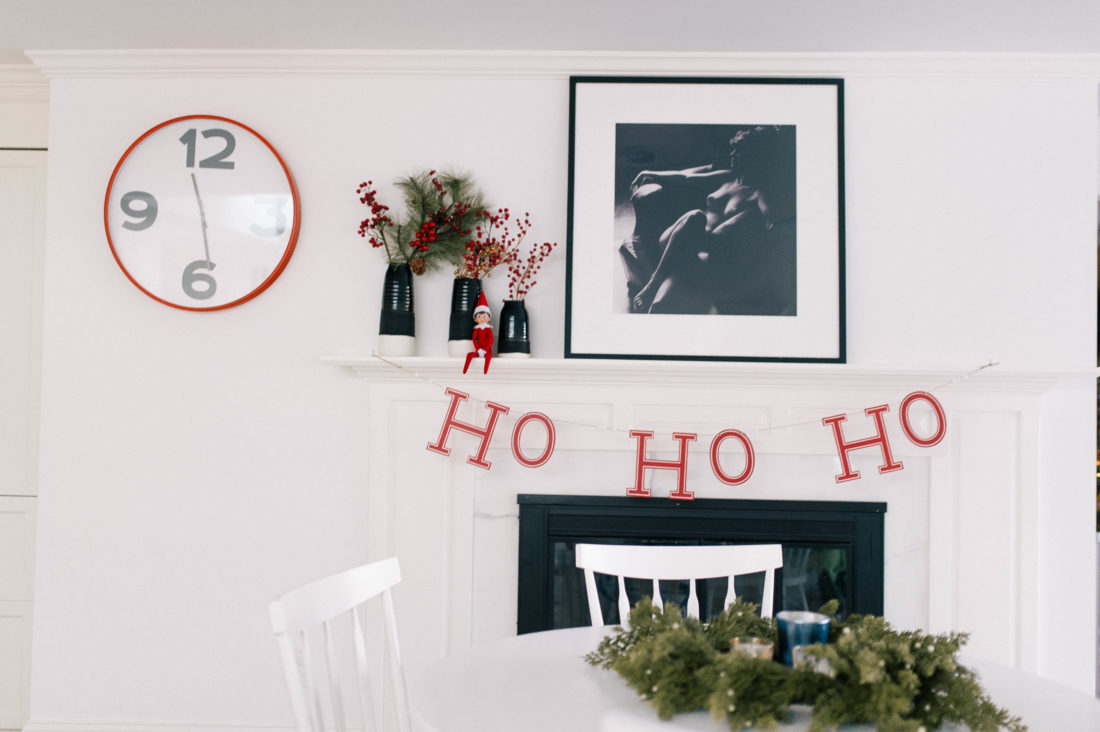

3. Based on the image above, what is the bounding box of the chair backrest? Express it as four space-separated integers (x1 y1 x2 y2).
269 557 411 732
574 543 784 626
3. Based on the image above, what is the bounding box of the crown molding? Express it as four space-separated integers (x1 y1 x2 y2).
0 63 49 101
24 49 1100 80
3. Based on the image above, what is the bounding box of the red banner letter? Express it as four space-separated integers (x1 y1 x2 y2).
821 404 902 483
425 388 510 470
627 430 698 500
511 412 556 468
709 429 755 486
899 391 947 447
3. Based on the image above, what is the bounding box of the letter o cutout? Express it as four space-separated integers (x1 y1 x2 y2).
511 412 556 468
899 391 947 447
709 429 755 486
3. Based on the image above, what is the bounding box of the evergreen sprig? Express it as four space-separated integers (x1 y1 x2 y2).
357 169 487 274
585 598 1026 731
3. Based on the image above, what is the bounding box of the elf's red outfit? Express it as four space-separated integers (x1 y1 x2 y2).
463 293 494 375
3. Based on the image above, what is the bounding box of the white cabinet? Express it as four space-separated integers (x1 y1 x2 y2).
0 149 44 499
0 497 35 729
0 138 46 729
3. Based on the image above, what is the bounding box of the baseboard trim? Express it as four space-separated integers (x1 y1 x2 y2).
23 722 296 732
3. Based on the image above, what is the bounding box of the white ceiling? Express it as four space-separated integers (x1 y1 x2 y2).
2 0 1099 66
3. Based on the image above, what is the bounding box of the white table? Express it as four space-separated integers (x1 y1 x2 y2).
409 626 1100 731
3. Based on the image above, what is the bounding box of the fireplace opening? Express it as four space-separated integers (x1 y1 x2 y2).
517 495 885 634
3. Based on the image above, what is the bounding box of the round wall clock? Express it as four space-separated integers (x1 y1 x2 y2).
104 114 300 311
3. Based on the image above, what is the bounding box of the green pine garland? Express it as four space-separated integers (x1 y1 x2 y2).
584 598 1025 731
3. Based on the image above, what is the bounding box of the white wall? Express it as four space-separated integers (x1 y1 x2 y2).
23 53 1098 730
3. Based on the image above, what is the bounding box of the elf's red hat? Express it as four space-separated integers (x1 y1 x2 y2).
473 291 491 315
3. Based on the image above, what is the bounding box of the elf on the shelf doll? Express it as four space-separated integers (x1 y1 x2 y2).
463 292 494 374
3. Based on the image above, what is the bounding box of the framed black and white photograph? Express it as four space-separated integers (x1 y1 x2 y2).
564 76 846 362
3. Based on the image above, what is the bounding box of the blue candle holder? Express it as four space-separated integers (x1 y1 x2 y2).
775 610 830 666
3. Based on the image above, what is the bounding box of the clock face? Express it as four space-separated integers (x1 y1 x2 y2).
104 115 300 310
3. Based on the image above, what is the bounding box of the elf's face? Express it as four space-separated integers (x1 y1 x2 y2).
475 311 490 325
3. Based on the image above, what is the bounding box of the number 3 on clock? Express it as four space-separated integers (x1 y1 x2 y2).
104 115 300 311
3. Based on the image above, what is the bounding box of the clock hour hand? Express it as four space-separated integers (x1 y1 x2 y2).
190 172 212 262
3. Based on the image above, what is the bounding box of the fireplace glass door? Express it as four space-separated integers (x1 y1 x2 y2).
517 495 885 634
551 540 850 628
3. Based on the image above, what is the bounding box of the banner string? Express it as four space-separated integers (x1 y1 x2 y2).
367 354 999 440
741 360 1000 438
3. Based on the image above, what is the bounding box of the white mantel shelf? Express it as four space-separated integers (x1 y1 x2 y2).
324 355 1095 393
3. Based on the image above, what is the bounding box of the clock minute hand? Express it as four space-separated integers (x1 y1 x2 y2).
190 172 212 262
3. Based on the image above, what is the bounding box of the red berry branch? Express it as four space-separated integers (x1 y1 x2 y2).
455 206 557 296
456 208 527 280
355 180 393 250
357 170 486 276
506 237 557 301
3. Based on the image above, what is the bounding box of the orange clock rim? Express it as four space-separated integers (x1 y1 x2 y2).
103 113 301 312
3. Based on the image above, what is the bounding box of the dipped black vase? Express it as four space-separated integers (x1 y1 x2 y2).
447 277 482 357
497 299 531 357
377 262 416 356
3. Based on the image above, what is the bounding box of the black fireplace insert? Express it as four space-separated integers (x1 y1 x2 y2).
517 494 885 634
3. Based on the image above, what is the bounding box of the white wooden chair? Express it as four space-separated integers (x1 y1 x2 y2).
574 543 784 626
269 557 411 732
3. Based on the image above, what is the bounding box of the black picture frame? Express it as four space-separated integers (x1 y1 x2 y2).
565 76 846 363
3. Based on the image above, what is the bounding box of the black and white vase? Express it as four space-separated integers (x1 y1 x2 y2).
447 277 482 357
377 262 416 356
497 299 531 357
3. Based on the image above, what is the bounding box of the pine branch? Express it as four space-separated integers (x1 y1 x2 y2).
359 169 489 274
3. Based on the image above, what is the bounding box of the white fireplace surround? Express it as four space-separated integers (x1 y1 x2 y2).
330 355 1094 689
